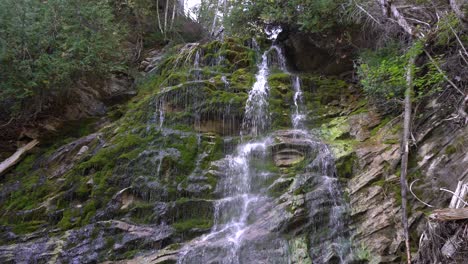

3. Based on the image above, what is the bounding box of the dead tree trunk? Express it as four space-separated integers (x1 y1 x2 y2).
0 140 39 176
400 55 415 264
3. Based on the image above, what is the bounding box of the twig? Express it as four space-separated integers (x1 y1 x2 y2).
410 179 435 207
406 17 431 27
355 3 382 25
440 188 468 207
423 50 464 95
0 140 40 176
449 181 463 208
459 50 468 65
0 117 15 128
449 23 468 58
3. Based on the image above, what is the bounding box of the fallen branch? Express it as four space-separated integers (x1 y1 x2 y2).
429 208 468 221
0 139 39 176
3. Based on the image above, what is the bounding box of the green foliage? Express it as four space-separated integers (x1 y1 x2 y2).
0 0 126 115
12 220 46 235
357 41 444 101
434 13 462 46
223 0 347 35
357 43 407 99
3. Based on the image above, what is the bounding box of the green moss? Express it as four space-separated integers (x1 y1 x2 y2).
250 158 279 173
383 139 399 144
105 236 116 249
231 68 254 90
121 249 139 259
12 220 46 235
268 73 294 129
320 117 350 141
128 202 155 224
4 173 53 211
268 72 290 83
13 154 38 174
169 134 198 175
78 133 146 172
335 153 357 179
57 209 74 230
445 145 457 155
173 218 213 232
82 200 97 224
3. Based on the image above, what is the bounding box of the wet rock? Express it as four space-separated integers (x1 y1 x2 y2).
0 221 174 263
273 148 304 167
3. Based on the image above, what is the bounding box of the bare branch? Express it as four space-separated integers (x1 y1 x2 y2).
355 3 382 25
449 23 468 59
0 140 40 176
440 188 468 207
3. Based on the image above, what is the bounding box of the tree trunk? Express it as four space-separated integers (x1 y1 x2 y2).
164 0 170 38
170 0 177 30
156 0 163 34
400 55 415 264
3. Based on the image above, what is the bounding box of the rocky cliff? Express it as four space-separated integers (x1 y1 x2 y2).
0 37 466 264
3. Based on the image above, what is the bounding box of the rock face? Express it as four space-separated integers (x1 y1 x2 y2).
0 38 466 264
313 79 468 262
0 73 135 160
0 220 173 264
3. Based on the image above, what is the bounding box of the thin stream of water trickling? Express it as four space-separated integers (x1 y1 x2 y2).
177 45 277 264
241 49 271 137
292 75 351 263
292 76 306 129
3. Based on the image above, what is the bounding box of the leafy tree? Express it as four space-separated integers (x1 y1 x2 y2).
0 0 125 117
357 41 444 111
221 0 348 36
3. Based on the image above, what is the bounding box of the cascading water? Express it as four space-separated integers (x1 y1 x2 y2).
176 43 351 264
177 46 285 264
291 76 306 129
288 70 351 263
241 49 271 137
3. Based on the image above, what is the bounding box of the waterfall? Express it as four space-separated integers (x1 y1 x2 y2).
177 46 280 264
176 43 351 264
288 75 351 262
241 50 270 137
292 76 306 129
